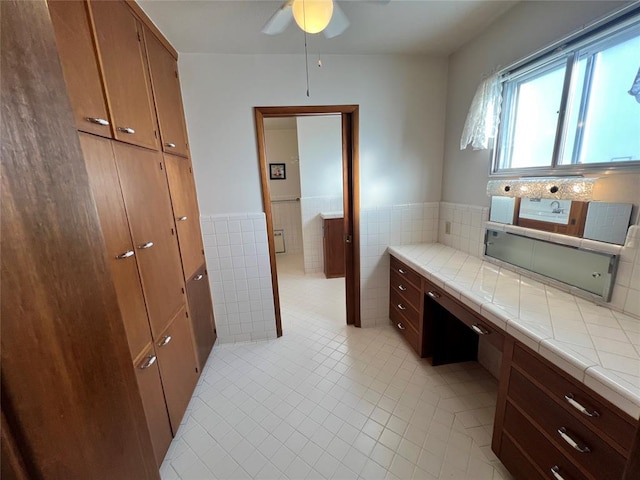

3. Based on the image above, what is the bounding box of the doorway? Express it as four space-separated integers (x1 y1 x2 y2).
254 106 360 336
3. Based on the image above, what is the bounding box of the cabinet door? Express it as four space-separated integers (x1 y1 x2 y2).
164 154 204 279
79 134 152 359
90 0 158 150
323 218 345 278
155 307 199 433
186 265 216 371
144 26 189 157
113 142 185 337
134 345 173 467
48 0 112 137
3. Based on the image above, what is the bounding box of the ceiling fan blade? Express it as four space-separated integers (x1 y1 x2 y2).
323 2 349 39
261 0 294 35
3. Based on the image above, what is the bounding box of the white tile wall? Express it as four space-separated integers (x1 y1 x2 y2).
439 202 489 258
583 202 633 246
613 225 640 319
300 196 343 274
200 213 278 344
360 202 439 328
271 200 303 255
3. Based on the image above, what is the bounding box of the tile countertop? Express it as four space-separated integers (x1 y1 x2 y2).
320 211 344 220
388 243 640 420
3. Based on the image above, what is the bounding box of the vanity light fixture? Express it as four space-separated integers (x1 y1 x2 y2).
486 177 597 201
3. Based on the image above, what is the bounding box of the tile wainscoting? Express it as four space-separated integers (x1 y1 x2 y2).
271 199 303 255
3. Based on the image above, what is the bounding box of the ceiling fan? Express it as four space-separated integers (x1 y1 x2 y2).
261 0 350 39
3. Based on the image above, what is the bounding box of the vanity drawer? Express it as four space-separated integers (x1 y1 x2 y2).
390 304 421 355
512 344 635 452
508 368 626 480
390 257 422 290
390 289 420 331
503 401 588 480
390 270 421 309
499 432 546 480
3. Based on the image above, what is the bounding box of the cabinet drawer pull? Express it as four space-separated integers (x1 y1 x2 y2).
557 427 590 453
177 216 188 221
117 126 135 134
564 394 599 417
550 466 565 480
397 323 405 330
398 268 407 274
115 250 134 259
398 285 407 291
194 274 203 281
397 304 407 311
165 142 176 148
137 241 154 250
471 324 489 335
427 291 441 299
158 335 172 347
86 117 109 126
139 355 157 369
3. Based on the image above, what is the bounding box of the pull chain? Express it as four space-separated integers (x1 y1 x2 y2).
304 30 310 97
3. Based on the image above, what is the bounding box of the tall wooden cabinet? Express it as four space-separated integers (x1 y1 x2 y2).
48 0 216 469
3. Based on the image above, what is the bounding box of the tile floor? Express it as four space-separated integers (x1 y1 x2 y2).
160 254 513 480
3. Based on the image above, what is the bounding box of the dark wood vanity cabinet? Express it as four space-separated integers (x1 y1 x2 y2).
187 265 217 371
323 217 346 278
389 257 425 355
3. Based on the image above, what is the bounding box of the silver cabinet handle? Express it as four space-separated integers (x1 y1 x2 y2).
398 285 407 291
86 117 109 126
116 250 134 259
177 216 188 221
117 126 135 134
398 268 407 274
397 323 405 330
427 291 441 299
139 355 157 369
165 142 176 148
158 335 172 347
194 274 203 281
550 466 565 480
471 324 489 335
137 242 154 250
564 394 599 417
557 427 590 453
397 304 407 311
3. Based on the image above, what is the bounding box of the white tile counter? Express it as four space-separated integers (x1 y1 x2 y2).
388 243 640 419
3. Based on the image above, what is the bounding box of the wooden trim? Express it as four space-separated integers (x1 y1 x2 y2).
1 410 30 480
623 420 640 480
254 105 361 333
254 109 283 337
124 0 178 60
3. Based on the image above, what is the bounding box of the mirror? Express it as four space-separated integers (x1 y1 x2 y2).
489 196 633 245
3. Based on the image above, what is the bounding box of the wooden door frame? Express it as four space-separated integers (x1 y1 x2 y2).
254 105 361 336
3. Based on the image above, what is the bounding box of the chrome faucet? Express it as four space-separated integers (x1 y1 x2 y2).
550 200 563 214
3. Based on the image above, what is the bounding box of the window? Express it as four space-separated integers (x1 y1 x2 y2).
493 15 640 174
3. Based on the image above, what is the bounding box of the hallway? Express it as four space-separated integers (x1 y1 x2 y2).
160 253 511 479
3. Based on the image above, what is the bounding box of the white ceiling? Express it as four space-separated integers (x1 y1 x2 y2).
137 0 518 56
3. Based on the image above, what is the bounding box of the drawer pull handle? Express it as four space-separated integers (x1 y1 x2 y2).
471 324 489 335
398 285 407 291
397 304 407 311
139 355 157 369
557 427 590 453
564 394 599 417
86 117 109 126
115 250 134 259
550 466 565 480
165 142 176 148
158 335 172 347
398 268 407 274
177 216 188 221
427 291 441 299
397 323 405 330
117 126 135 134
137 241 154 250
194 274 203 281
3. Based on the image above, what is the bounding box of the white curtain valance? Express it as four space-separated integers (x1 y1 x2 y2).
460 74 502 151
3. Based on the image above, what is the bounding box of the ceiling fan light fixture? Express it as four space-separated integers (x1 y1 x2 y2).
292 0 334 34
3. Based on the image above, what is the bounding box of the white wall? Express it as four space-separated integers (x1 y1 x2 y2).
179 53 448 215
264 127 301 200
441 0 639 215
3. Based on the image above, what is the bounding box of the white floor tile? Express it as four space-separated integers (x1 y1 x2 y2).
160 253 513 479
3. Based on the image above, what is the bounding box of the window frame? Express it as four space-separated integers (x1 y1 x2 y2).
490 8 640 177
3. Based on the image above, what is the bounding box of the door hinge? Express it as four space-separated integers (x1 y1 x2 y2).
137 31 141 42
159 162 163 170
181 287 185 294
171 227 175 235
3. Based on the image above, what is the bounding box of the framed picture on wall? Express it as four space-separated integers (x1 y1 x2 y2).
269 163 286 180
